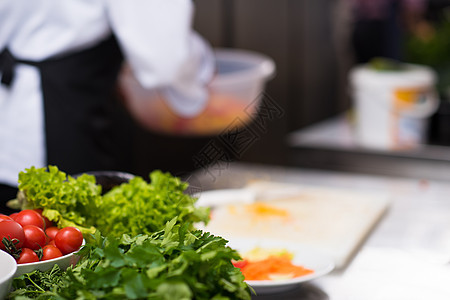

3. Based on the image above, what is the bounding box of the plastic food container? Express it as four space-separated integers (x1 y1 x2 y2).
210 48 276 116
350 63 438 150
120 48 276 135
0 250 17 300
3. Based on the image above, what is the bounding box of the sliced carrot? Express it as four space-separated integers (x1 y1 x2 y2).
238 255 314 281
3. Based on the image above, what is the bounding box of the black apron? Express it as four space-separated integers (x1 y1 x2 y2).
0 36 134 177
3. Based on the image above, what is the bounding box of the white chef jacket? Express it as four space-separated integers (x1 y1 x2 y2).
0 0 214 187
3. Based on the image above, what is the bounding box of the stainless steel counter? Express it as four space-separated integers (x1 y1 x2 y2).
287 115 450 181
189 162 450 300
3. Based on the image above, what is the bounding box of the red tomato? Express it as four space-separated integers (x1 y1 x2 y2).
42 245 63 261
0 214 13 222
54 227 83 255
22 225 46 250
45 226 59 241
14 210 45 229
232 260 248 269
48 239 56 247
17 248 39 264
9 213 19 220
0 220 25 250
33 209 53 229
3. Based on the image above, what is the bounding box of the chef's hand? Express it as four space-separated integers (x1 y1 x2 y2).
121 84 254 136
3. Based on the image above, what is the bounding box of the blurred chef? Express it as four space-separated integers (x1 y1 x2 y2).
0 0 215 213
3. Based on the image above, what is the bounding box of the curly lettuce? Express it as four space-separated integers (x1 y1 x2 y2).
96 170 210 238
10 166 209 238
12 166 101 234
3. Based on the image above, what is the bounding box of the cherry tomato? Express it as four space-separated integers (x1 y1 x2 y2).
54 227 83 255
14 210 45 229
33 209 53 229
9 213 19 220
42 245 63 261
232 260 248 269
45 226 59 241
0 214 13 222
22 225 46 250
0 220 25 250
17 248 39 264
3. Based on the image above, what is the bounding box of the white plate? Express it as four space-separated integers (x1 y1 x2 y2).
196 189 335 293
227 238 335 294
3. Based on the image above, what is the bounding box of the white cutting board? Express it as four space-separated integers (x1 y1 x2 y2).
197 181 390 269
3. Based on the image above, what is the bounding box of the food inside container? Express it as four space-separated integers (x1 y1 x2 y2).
209 48 276 117
13 239 85 277
233 246 314 281
0 209 85 278
119 48 276 135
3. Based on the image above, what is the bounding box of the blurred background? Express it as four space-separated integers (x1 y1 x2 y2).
126 0 450 181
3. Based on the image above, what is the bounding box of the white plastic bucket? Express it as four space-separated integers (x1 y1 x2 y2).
350 63 438 150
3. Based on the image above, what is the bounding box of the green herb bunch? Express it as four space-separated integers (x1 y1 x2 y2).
8 219 251 300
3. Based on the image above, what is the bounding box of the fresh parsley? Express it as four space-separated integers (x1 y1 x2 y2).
8 219 251 300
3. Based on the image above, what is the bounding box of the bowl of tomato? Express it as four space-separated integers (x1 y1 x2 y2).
0 210 85 277
14 237 85 277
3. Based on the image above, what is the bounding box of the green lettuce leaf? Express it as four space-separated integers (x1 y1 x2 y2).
95 170 210 238
14 166 209 239
15 166 101 235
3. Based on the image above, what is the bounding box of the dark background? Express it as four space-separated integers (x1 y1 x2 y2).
192 0 348 167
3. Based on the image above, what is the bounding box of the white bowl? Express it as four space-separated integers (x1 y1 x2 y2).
15 240 85 277
0 250 17 300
